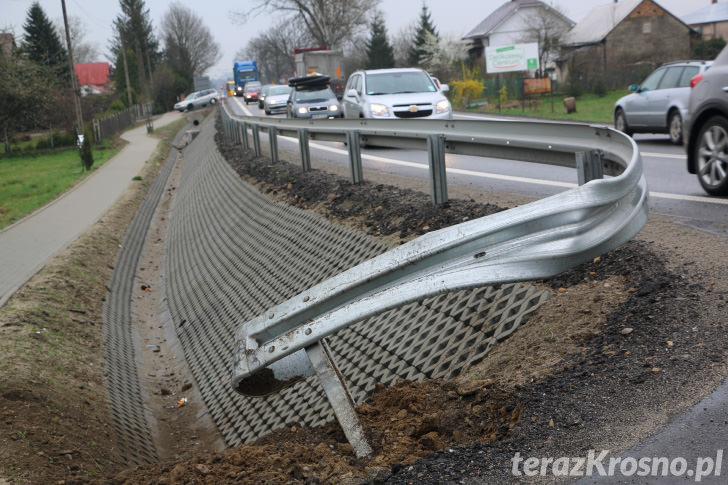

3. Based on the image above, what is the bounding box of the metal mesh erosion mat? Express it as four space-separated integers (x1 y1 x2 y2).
162 114 550 447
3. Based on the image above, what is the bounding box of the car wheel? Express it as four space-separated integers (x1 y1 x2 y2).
668 110 683 145
264 109 271 115
186 104 193 111
694 115 728 196
614 108 633 136
210 98 217 104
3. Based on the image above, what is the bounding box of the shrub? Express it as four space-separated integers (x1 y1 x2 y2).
80 130 94 171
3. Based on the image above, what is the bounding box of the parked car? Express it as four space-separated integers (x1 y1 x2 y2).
263 85 292 115
287 75 342 119
243 81 262 104
685 47 728 195
341 68 451 120
174 89 219 112
613 60 712 145
258 84 273 109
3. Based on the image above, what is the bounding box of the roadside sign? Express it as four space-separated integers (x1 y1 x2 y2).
485 43 539 74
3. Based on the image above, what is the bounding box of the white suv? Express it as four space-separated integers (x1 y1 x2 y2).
174 89 219 112
341 68 451 120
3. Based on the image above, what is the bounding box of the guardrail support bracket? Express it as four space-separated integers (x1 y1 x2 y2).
299 129 311 172
306 339 372 458
252 124 261 157
269 127 279 164
428 134 448 205
576 150 604 185
240 122 249 151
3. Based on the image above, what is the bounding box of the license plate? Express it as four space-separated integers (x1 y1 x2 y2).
312 113 328 119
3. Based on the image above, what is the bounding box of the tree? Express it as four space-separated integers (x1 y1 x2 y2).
234 0 378 50
112 0 160 100
53 16 99 63
407 3 439 67
365 11 394 69
692 37 727 60
241 20 313 83
518 5 573 78
161 2 221 90
418 32 466 82
21 2 69 82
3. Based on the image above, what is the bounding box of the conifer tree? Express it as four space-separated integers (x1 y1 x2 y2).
365 12 395 69
407 3 439 67
21 2 69 83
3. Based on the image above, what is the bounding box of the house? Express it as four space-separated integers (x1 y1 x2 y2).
73 62 111 96
681 0 728 41
559 0 698 89
0 33 15 56
462 0 575 76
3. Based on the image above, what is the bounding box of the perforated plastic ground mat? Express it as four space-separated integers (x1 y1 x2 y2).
161 115 550 447
102 127 184 466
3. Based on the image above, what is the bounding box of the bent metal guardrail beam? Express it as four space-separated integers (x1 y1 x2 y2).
222 103 648 457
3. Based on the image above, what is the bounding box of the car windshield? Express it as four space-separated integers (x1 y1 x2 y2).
269 86 291 96
365 72 437 95
294 86 334 102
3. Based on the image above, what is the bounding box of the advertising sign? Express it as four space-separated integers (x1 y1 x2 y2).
485 43 539 74
523 77 552 95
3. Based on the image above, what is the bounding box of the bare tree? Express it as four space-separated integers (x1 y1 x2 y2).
53 16 99 63
233 0 378 50
418 32 466 82
239 20 313 83
391 23 415 67
161 2 221 78
518 5 573 78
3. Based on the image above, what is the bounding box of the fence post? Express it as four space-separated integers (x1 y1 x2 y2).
427 134 448 205
298 129 311 172
346 130 363 184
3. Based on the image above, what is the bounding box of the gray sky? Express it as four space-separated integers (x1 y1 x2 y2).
1 0 713 80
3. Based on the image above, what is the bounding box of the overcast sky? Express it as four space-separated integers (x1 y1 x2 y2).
1 0 714 80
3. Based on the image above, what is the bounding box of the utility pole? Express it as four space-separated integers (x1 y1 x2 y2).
61 0 84 138
116 20 134 108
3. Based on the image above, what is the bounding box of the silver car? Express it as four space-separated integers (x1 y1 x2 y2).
341 68 451 120
613 60 712 145
685 46 728 195
174 89 219 112
263 85 292 115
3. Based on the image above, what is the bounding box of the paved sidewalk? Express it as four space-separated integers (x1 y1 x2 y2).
0 111 181 307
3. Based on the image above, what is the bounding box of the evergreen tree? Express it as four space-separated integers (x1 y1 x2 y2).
407 3 439 67
365 12 395 69
21 2 69 83
112 0 159 100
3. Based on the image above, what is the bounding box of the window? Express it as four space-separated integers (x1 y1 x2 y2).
640 68 665 91
678 66 700 87
658 67 682 89
643 21 652 34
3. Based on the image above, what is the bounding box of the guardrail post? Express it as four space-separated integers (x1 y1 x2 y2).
240 122 249 151
269 127 279 164
252 124 261 157
305 340 372 458
298 129 311 172
428 134 448 205
576 150 604 185
347 130 363 184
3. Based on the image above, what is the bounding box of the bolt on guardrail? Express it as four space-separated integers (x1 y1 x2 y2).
221 103 648 457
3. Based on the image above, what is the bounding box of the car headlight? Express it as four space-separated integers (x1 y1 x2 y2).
329 105 339 112
296 106 308 115
436 99 451 114
370 103 390 117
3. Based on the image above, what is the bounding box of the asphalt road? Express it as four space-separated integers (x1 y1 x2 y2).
228 97 728 239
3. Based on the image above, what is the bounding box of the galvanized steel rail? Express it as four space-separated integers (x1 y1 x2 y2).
222 103 649 456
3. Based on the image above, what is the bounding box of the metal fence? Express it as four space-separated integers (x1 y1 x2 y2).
220 103 649 456
92 102 154 142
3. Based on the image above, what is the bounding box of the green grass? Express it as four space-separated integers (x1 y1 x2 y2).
469 89 628 124
0 144 119 230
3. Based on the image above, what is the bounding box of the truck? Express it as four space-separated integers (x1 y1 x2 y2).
293 47 346 97
233 60 258 96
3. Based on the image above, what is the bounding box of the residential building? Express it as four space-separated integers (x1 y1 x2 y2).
681 0 728 41
74 62 111 96
559 0 697 90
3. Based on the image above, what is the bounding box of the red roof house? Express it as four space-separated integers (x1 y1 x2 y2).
74 62 111 95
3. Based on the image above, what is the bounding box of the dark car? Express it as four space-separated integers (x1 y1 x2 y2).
243 81 262 104
287 75 342 119
685 47 728 195
258 84 272 109
614 60 712 145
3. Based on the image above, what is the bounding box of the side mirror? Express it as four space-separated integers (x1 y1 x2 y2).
345 89 358 98
440 84 450 93
629 84 640 93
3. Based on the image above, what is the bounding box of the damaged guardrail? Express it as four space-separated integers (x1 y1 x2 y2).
222 103 649 457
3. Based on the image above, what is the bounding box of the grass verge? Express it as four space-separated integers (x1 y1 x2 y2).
0 142 122 230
